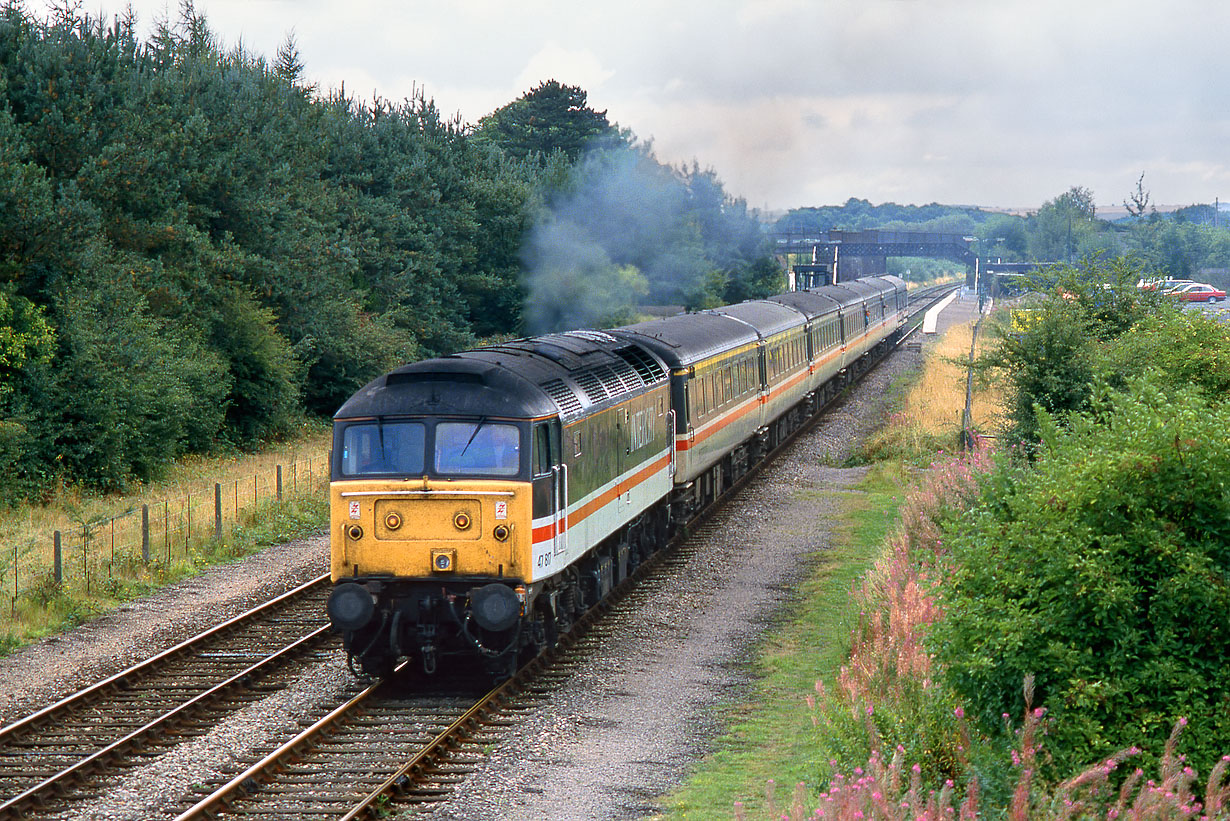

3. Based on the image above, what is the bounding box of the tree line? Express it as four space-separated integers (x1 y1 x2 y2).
0 3 777 499
777 186 1230 284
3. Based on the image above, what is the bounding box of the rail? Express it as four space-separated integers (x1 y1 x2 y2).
0 574 331 819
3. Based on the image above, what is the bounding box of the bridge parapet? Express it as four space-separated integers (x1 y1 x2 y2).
773 229 978 264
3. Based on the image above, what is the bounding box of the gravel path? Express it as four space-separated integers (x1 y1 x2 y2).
0 296 977 820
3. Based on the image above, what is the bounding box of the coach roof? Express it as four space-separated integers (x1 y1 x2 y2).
613 312 761 369
709 300 806 338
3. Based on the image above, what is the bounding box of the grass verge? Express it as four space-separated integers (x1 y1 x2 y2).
0 426 331 655
658 461 907 820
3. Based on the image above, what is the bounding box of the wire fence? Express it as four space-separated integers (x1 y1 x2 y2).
0 454 330 618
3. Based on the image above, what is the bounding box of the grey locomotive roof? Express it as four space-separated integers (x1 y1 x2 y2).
335 332 668 422
612 313 760 369
707 300 805 339
333 357 559 420
763 290 843 319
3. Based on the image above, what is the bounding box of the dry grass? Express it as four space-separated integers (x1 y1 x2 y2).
859 316 1004 463
0 422 332 621
0 422 330 548
913 318 1001 433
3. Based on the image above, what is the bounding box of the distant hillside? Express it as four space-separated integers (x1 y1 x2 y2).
774 198 1001 234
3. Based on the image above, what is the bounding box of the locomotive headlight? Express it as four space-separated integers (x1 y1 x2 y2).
346 524 364 541
453 511 472 531
493 524 510 542
384 512 402 531
431 549 456 573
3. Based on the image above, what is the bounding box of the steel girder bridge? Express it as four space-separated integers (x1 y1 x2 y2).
772 229 979 287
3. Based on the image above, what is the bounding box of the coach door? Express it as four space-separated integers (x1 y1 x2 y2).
533 422 568 557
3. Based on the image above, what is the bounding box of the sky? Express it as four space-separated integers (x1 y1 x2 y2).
31 0 1230 214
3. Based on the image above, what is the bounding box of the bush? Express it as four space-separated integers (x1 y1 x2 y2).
930 376 1230 778
983 255 1171 448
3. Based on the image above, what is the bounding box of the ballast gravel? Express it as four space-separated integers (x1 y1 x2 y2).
0 293 981 821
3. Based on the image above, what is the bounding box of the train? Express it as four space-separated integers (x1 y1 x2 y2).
325 275 909 679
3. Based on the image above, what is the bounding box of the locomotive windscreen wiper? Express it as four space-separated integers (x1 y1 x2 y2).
459 416 488 458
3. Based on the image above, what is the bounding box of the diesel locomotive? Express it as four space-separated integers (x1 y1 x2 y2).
326 276 908 678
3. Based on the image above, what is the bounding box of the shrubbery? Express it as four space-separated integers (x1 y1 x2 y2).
931 377 1230 778
771 255 1230 818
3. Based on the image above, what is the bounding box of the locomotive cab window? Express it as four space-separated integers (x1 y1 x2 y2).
434 421 521 477
340 421 426 476
533 424 554 476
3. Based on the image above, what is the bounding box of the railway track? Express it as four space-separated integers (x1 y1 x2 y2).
0 574 334 819
0 285 957 820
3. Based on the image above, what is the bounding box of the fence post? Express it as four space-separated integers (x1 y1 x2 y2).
142 504 150 562
215 484 223 537
54 531 62 583
276 465 283 500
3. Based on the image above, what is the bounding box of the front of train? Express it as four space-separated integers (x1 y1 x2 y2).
326 357 557 678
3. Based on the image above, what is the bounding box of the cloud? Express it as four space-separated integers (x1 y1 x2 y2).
514 43 615 99
24 0 1230 210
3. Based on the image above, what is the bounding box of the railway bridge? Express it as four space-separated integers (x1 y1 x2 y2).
773 230 978 287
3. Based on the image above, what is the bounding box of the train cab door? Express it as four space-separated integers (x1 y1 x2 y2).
533 422 567 557
615 408 627 504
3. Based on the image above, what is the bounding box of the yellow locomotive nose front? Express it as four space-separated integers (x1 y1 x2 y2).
329 480 531 581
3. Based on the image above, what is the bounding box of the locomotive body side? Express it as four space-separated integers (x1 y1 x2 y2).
537 383 672 580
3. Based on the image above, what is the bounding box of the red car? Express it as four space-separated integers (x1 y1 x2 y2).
1168 283 1226 303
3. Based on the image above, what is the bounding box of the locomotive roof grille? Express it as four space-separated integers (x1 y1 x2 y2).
613 345 666 384
601 361 642 394
574 370 609 404
540 378 583 416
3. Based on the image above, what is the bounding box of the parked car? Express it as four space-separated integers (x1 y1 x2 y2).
1168 283 1226 302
